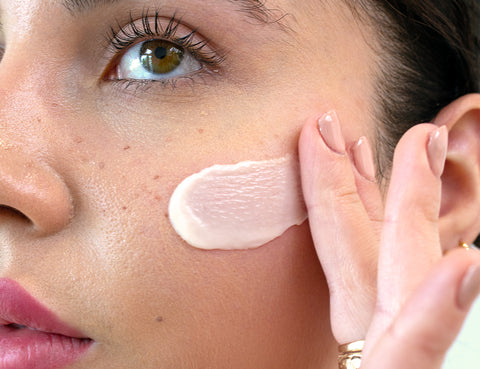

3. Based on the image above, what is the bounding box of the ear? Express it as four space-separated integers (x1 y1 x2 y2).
434 93 480 251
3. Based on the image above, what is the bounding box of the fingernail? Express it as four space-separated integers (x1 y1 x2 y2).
458 265 480 310
427 126 448 177
352 137 376 182
318 111 346 154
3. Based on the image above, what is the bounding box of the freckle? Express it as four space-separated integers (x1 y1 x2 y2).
164 213 169 218
197 128 204 134
99 162 105 169
153 175 160 180
74 137 84 144
154 195 163 201
123 145 131 151
155 316 164 323
121 206 127 210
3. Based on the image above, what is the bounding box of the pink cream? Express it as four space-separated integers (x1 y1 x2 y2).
169 155 307 250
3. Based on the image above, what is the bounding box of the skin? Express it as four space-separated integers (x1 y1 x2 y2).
0 0 479 368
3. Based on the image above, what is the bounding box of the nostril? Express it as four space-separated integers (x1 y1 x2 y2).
0 154 74 235
0 205 30 222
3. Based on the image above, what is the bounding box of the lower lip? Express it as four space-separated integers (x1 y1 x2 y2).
0 325 92 369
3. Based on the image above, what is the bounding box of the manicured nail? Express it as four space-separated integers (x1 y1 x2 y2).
352 137 376 182
318 111 345 154
458 265 480 310
427 126 448 177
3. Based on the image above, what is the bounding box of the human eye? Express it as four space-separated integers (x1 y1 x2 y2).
103 11 225 88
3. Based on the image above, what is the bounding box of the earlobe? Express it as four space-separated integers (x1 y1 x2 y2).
434 94 480 250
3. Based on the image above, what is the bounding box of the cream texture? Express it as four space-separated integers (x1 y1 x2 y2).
168 155 308 250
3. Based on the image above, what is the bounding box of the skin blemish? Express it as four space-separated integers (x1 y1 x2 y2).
155 316 164 323
197 128 204 134
123 145 131 151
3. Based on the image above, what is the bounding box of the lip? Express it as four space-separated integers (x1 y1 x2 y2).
0 278 93 369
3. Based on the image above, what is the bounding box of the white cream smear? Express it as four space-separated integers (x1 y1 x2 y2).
169 155 308 250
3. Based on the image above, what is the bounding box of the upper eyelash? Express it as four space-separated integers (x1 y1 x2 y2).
106 9 225 68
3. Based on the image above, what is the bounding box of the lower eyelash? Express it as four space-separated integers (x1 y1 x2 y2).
108 67 219 95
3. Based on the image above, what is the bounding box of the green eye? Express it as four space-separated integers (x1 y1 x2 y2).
140 40 184 75
114 37 202 81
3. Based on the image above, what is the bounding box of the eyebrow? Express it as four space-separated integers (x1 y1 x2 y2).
63 0 285 26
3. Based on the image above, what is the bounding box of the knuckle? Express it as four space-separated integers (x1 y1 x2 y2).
332 183 360 206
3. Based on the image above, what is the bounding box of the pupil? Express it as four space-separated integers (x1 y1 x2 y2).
155 47 167 60
140 40 184 74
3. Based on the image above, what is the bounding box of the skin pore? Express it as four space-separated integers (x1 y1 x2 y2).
0 0 441 368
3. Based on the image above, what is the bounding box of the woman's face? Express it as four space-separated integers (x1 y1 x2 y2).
0 0 378 368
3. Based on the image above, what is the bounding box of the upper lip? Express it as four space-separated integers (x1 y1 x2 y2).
0 278 89 339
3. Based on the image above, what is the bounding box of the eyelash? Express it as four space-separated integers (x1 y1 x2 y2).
104 10 225 89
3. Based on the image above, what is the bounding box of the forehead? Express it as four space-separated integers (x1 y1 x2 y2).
0 0 343 30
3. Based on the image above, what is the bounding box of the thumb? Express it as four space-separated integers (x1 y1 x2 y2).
362 249 480 369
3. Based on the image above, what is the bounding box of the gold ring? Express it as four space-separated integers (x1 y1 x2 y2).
338 340 365 369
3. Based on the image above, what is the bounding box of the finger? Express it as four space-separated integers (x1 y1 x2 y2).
362 249 480 369
369 124 448 344
298 111 382 343
350 136 384 234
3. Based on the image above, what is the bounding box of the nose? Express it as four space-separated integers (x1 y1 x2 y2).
0 38 75 236
0 145 73 235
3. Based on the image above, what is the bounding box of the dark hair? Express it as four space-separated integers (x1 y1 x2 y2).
348 0 479 180
351 0 479 243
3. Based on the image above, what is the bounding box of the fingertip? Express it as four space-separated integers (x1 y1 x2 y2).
317 111 346 154
298 112 350 196
427 125 448 178
395 250 480 346
298 115 324 163
445 247 480 310
458 264 480 310
351 136 376 183
364 253 480 369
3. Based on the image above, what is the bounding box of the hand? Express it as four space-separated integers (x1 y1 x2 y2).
298 111 480 369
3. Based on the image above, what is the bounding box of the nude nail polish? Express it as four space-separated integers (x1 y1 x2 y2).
427 126 448 177
318 111 346 154
352 137 376 182
458 265 480 310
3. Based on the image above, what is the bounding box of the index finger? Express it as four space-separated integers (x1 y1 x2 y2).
367 124 447 344
299 111 382 343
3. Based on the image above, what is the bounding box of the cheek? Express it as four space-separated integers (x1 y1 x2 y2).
107 223 330 365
